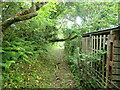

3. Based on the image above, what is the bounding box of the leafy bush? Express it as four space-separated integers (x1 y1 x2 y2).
64 37 107 89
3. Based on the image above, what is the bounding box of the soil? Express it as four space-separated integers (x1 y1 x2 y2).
48 48 76 88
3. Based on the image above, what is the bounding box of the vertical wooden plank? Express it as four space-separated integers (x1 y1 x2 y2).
99 35 102 50
89 35 92 53
88 37 91 53
106 35 110 88
94 36 96 55
84 38 86 54
82 38 83 53
86 37 88 54
82 38 85 53
102 35 106 83
93 36 96 69
86 37 90 54
85 42 88 82
91 36 93 67
84 38 86 53
91 36 93 53
96 35 99 52
95 35 99 71
99 35 102 74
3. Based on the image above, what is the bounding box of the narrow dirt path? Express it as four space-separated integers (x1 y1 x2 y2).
48 47 76 88
3 47 76 88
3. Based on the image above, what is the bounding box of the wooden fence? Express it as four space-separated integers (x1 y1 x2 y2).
81 26 120 88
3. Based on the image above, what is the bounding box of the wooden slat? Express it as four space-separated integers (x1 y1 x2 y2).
103 35 106 49
85 38 87 54
90 36 93 67
91 36 94 52
96 35 99 69
89 37 92 53
113 62 120 68
94 36 96 54
102 35 106 81
112 69 120 74
86 37 88 54
95 36 97 68
99 35 102 70
82 38 85 53
113 30 120 40
96 35 99 51
114 48 120 54
99 35 102 50
106 35 110 87
114 55 120 62
112 81 120 88
114 40 120 47
93 36 96 69
112 75 120 80
96 35 99 70
84 38 86 53
87 37 91 54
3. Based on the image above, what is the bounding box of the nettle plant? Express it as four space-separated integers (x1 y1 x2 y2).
77 50 107 88
66 48 107 88
79 50 107 63
1 38 46 72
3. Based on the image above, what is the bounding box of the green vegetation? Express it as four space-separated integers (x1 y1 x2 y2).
65 49 107 89
1 1 119 89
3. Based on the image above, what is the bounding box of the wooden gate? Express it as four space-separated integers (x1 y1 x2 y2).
81 26 120 88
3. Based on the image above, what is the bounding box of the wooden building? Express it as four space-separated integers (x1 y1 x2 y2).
81 26 120 88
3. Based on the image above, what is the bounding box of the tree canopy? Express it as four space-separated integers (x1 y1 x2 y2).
1 1 119 88
1 2 119 42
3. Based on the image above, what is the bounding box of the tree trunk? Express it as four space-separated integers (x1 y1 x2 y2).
2 2 47 34
2 13 38 33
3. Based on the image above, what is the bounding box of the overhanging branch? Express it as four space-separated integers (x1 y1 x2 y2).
2 2 48 34
2 13 38 31
49 35 78 42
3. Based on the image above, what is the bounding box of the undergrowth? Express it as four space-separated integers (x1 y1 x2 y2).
64 39 107 89
2 60 56 88
1 37 52 88
1 38 75 88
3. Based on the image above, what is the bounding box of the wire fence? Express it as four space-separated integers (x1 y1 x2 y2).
75 45 120 89
77 54 120 89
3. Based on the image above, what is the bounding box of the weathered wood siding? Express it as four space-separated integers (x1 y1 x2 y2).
112 30 120 88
